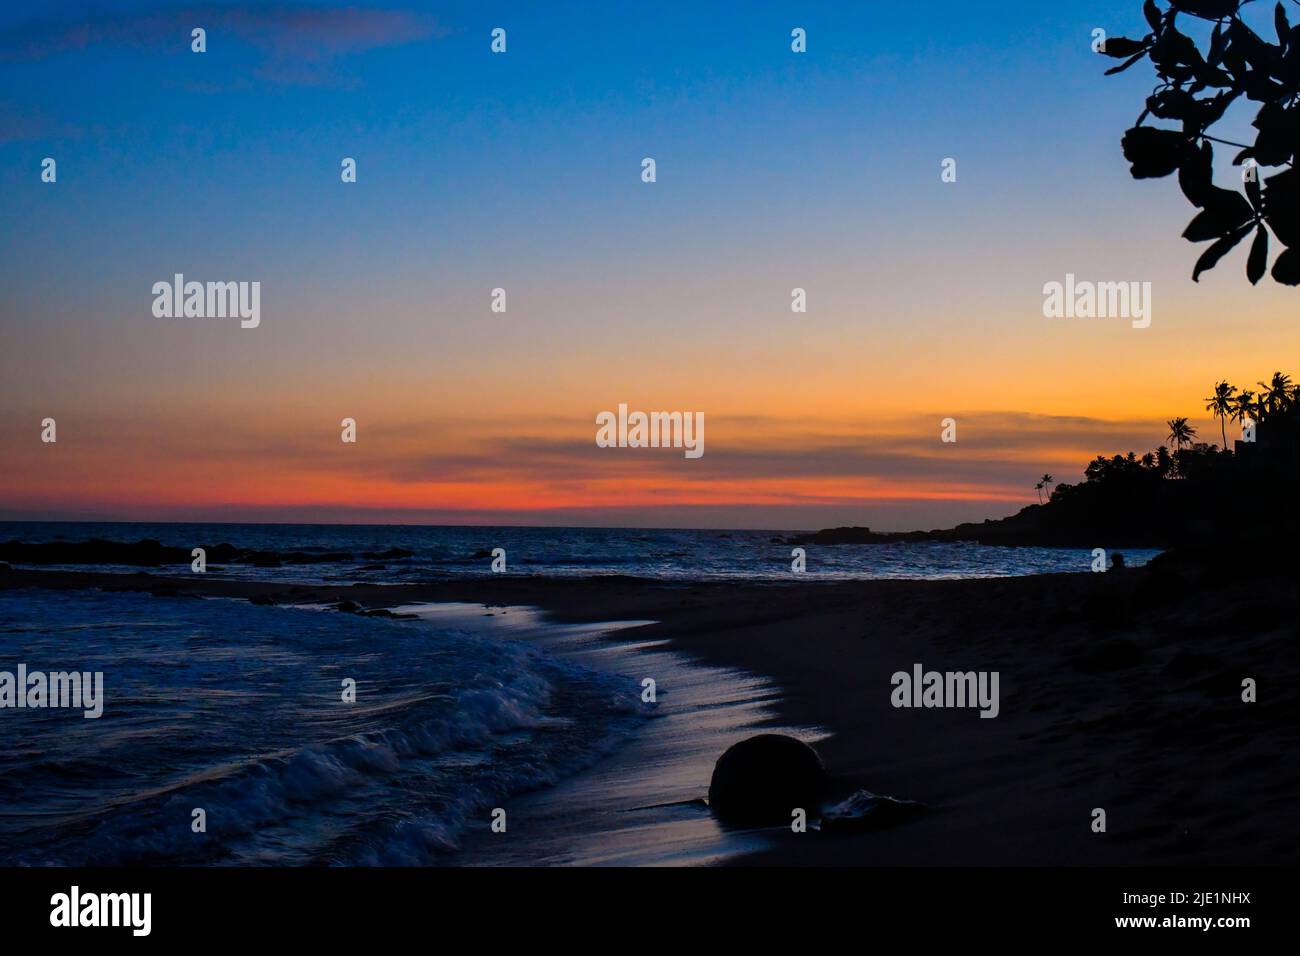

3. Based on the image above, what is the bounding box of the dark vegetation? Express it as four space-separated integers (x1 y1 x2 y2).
794 373 1300 549
1103 1 1300 285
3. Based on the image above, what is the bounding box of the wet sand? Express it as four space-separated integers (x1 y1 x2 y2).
2 555 1296 866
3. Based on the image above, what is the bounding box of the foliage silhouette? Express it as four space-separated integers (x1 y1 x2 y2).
1257 369 1294 412
1166 415 1198 449
1104 1 1300 284
1038 369 1299 545
796 372 1300 548
1205 379 1236 446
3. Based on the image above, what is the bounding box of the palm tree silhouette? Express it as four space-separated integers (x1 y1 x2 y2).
1230 388 1257 443
1038 474 1054 504
1231 388 1256 423
1204 380 1236 450
1166 417 1196 452
1256 372 1293 419
1034 480 1045 504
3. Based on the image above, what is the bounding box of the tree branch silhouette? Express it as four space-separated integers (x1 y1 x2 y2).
1103 0 1300 285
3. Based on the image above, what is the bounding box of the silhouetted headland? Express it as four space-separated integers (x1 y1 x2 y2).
792 373 1300 551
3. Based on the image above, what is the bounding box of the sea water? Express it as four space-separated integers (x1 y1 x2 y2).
0 521 1160 583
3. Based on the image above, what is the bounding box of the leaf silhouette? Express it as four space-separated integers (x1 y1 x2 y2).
1208 21 1228 66
1102 37 1148 58
1182 188 1253 240
1249 101 1298 166
1106 51 1150 75
1264 168 1300 247
1193 224 1253 281
1170 0 1240 15
1122 126 1189 177
1246 168 1262 211
1147 88 1196 119
1106 0 1300 286
1270 246 1300 284
1179 140 1213 206
1145 0 1163 31
1247 225 1269 283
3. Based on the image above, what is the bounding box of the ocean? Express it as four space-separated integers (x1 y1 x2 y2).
0 522 1160 582
0 522 1157 866
0 590 808 866
0 590 653 865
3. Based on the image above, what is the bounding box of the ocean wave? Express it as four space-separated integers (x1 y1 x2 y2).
0 590 648 866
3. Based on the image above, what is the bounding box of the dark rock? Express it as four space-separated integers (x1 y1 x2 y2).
335 600 364 613
249 595 278 606
0 537 384 570
820 789 926 833
207 543 244 561
0 538 190 567
787 526 888 546
708 734 828 827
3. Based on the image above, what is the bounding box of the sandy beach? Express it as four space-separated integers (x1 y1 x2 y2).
4 552 1294 867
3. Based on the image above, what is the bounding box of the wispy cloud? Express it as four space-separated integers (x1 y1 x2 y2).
0 408 1170 505
0 406 1186 527
0 4 442 83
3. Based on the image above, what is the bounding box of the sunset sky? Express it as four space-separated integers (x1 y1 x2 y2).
2 0 1298 530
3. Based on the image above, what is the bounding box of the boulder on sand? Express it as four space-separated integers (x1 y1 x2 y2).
708 734 828 827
